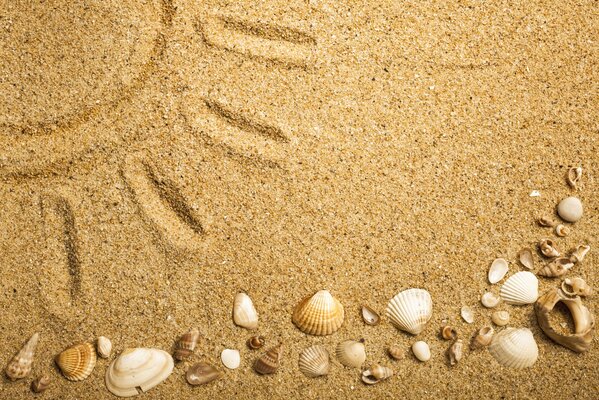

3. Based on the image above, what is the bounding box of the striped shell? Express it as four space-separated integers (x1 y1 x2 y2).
500 271 539 305
5 332 39 381
55 342 97 381
233 292 258 330
298 345 330 378
488 328 538 368
335 339 366 368
174 328 199 361
386 288 433 335
254 344 283 375
292 290 344 336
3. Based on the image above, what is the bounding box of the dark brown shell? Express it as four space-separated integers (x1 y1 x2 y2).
253 344 282 375
174 328 200 361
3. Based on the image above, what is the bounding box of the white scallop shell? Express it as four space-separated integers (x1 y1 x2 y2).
386 288 433 335
220 349 240 370
105 348 174 397
488 328 538 368
488 258 509 284
233 292 258 330
298 345 330 378
500 271 539 305
335 340 366 369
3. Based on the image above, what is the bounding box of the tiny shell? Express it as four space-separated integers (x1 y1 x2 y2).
362 364 393 384
386 288 433 335
441 326 457 340
538 257 573 278
254 344 282 375
292 290 344 336
247 336 265 350
220 349 240 370
361 305 380 326
471 326 494 349
298 345 330 378
557 196 583 222
233 292 258 330
481 292 501 308
461 306 474 324
174 328 200 361
539 239 560 258
491 311 510 326
97 336 112 359
5 332 39 381
518 248 534 270
538 216 556 227
387 346 404 360
561 277 593 297
336 339 366 368
567 167 582 190
488 328 538 368
448 340 463 366
500 271 538 305
186 362 222 386
570 244 590 264
411 341 431 362
488 258 509 284
555 224 570 237
31 375 50 393
56 342 97 381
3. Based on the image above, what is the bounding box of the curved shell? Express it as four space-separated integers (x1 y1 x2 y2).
481 292 501 308
362 364 393 384
518 248 534 270
491 311 510 326
298 345 330 378
488 258 509 284
562 278 593 297
361 305 380 326
411 341 431 362
254 344 283 375
471 326 494 349
500 271 538 305
538 258 573 278
233 292 258 330
570 245 590 264
174 328 200 361
220 349 240 370
488 328 538 368
5 332 39 381
56 342 97 381
292 290 344 336
105 348 174 397
186 362 222 386
448 339 463 366
336 339 366 368
386 288 433 335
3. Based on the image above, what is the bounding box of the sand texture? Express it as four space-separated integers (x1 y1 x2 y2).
1 0 598 398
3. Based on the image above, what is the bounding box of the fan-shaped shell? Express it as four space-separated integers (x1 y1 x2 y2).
500 271 538 305
386 288 432 335
335 339 366 368
105 348 174 397
488 328 538 368
292 290 344 336
233 292 258 330
254 344 283 375
5 332 39 381
298 345 330 378
55 342 97 381
488 258 509 284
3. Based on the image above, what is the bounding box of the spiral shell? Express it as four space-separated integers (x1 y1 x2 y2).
254 344 283 375
292 290 344 336
298 345 330 378
561 277 593 297
335 339 366 368
55 342 97 381
5 332 39 381
491 311 510 326
233 292 258 330
174 328 199 361
361 364 393 384
539 238 560 258
247 336 265 350
441 326 457 340
500 271 538 305
471 326 494 349
386 288 433 335
488 328 538 368
538 257 574 278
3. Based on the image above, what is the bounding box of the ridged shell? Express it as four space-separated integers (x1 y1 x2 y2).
5 332 39 381
233 292 258 330
335 339 366 368
186 362 222 386
362 365 393 384
538 257 573 278
56 342 97 381
488 328 538 368
174 328 199 361
298 345 330 378
488 258 509 284
386 288 433 335
500 271 538 305
97 336 112 359
254 344 283 375
105 348 174 397
292 290 344 336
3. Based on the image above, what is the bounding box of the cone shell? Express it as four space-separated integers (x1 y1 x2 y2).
105 348 174 397
488 328 538 368
362 364 393 384
298 345 330 378
386 288 433 335
233 292 258 330
174 328 200 361
56 342 97 381
186 362 222 386
254 344 283 375
500 271 538 305
538 258 573 278
5 332 39 381
292 290 344 336
336 339 366 368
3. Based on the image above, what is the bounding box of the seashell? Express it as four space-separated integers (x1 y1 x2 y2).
174 328 200 361
335 339 366 368
292 290 344 336
538 257 574 278
491 311 510 326
233 292 258 330
538 216 556 227
500 271 538 305
56 342 97 381
471 326 494 349
567 166 582 190
562 277 593 297
247 336 265 350
105 348 174 397
298 345 330 378
557 196 583 222
448 340 463 366
441 326 457 340
361 305 380 326
411 341 431 362
488 258 509 284
5 332 39 381
31 374 50 393
186 362 222 386
97 336 112 359
488 328 538 368
539 239 560 258
387 346 404 360
386 288 433 335
361 364 393 384
535 288 595 352
254 344 283 375
555 224 570 237
518 248 534 270
570 244 590 264
481 292 501 308
220 349 240 370
461 306 474 324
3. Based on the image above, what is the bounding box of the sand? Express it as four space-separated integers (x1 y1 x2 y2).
0 0 598 398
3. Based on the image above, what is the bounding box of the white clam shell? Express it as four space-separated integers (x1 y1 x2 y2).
481 292 501 308
298 345 330 378
220 349 240 370
500 271 539 305
411 341 431 362
386 288 433 335
488 328 538 368
335 340 366 369
105 348 174 397
97 336 112 359
233 292 258 330
460 306 474 323
488 258 509 284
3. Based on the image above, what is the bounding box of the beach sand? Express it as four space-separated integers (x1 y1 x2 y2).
0 0 597 398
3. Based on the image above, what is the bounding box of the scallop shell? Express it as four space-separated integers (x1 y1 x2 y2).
233 292 258 330
174 328 200 361
254 344 282 375
500 271 538 305
335 339 366 368
298 345 330 378
461 305 474 324
97 336 112 359
537 257 573 278
488 258 509 284
561 277 593 297
105 348 174 397
518 248 534 270
186 362 222 386
386 288 433 335
5 332 39 381
220 349 240 370
361 305 380 326
471 326 494 349
481 292 501 308
361 365 393 384
292 290 344 336
491 311 510 326
448 339 463 366
488 328 538 368
31 374 50 393
56 342 97 381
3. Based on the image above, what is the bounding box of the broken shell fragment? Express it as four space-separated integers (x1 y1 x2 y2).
471 326 494 349
220 349 240 370
254 344 282 375
233 292 258 330
31 374 50 393
292 290 344 336
97 336 112 359
336 339 366 368
247 336 265 350
567 167 582 189
386 288 433 335
570 245 590 264
441 326 457 340
361 364 393 384
538 216 556 227
361 305 380 326
56 342 97 381
557 196 583 222
174 328 200 361
538 257 574 278
518 248 534 270
500 271 538 305
298 345 330 378
539 239 560 258
481 292 501 308
488 328 538 368
186 362 222 386
461 306 474 324
448 340 463 366
387 346 404 360
562 278 593 297
5 332 39 381
491 311 510 326
555 224 570 237
411 341 431 362
488 258 509 284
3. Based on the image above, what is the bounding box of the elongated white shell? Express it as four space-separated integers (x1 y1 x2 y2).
298 345 330 378
488 258 509 284
105 348 174 397
488 328 538 368
335 340 366 368
386 288 433 335
233 292 258 330
500 271 539 305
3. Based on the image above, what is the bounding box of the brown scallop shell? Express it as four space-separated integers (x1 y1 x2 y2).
254 344 283 375
55 342 97 381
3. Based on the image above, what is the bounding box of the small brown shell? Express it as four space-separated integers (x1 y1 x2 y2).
31 375 50 393
174 328 200 361
448 339 463 366
387 346 404 360
539 239 560 258
441 326 457 340
55 342 97 381
518 248 534 270
538 258 573 278
247 336 265 350
186 362 222 385
538 216 556 227
361 364 393 385
5 332 39 381
471 326 494 349
361 305 380 326
562 278 593 297
254 344 282 375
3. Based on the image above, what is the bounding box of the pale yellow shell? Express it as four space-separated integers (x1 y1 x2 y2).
5 332 39 381
292 290 344 336
500 271 538 305
233 292 258 330
298 345 330 378
488 328 538 368
491 311 510 326
386 288 433 335
55 342 97 381
335 339 366 368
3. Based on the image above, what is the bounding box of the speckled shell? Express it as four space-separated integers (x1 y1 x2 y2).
5 333 39 381
233 292 258 330
55 342 97 381
336 339 366 368
254 344 283 375
298 345 330 378
386 288 433 335
500 271 538 305
292 290 344 336
488 328 538 368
